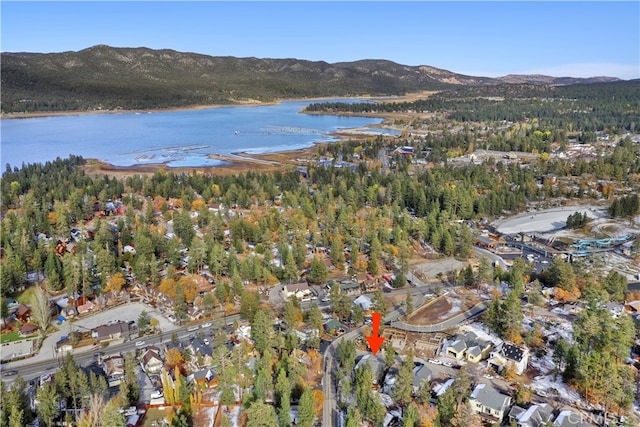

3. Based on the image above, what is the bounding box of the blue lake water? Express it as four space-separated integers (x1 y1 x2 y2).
1 100 394 169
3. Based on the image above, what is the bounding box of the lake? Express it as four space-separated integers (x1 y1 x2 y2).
1 100 394 170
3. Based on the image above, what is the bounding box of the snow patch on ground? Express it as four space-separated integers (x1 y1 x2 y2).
530 374 582 402
445 295 464 317
457 322 503 346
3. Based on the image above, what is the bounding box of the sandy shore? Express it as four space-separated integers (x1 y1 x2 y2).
81 143 326 178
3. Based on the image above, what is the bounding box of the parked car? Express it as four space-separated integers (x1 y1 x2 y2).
201 322 212 329
135 340 146 347
427 358 443 365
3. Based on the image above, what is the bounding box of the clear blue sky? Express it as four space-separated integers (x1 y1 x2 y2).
2 1 639 79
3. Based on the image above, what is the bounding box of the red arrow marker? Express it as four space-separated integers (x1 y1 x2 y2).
365 312 385 355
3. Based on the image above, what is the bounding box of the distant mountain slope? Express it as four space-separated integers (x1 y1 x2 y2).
1 45 498 113
0 45 623 113
498 74 621 85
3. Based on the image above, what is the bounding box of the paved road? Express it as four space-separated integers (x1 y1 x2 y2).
2 313 241 386
3 301 178 368
322 328 363 427
390 300 490 333
474 246 509 270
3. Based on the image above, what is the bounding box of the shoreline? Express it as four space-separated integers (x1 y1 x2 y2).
81 143 329 178
0 95 367 120
0 91 435 120
9 92 433 177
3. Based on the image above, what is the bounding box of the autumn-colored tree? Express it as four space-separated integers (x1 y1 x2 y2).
311 389 324 417
353 252 368 272
191 199 205 212
105 272 126 293
166 348 185 369
177 275 199 304
554 286 581 303
419 403 439 427
159 278 177 299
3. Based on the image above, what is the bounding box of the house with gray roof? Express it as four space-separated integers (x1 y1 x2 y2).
354 354 386 385
412 364 432 395
553 408 596 426
469 383 512 424
509 403 554 427
445 331 493 362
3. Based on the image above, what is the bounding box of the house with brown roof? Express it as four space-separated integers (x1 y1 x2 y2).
140 348 164 374
15 304 31 323
92 321 132 343
77 300 95 315
19 323 38 337
101 354 125 387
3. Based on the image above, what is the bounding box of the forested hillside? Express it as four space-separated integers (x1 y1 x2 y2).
4 45 626 115
1 45 497 113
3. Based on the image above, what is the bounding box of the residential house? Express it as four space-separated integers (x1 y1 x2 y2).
487 343 529 375
469 383 512 424
625 300 640 316
339 281 362 296
382 367 400 395
605 302 625 319
140 348 164 374
281 282 313 301
434 378 454 398
361 273 380 292
412 364 432 395
186 305 202 321
77 300 95 315
353 295 372 311
60 305 77 319
508 403 554 427
55 336 74 355
101 354 125 387
553 408 596 426
19 323 38 336
92 321 132 344
186 337 213 368
354 354 386 385
323 319 346 336
15 304 31 323
188 368 218 388
445 331 493 363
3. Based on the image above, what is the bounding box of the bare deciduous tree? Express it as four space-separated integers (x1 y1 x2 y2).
30 286 51 336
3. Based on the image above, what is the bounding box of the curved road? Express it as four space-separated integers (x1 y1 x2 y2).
389 300 489 333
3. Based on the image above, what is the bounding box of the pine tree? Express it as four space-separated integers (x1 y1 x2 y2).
296 387 316 427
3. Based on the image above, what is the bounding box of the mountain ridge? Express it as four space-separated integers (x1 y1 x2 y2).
0 44 624 113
